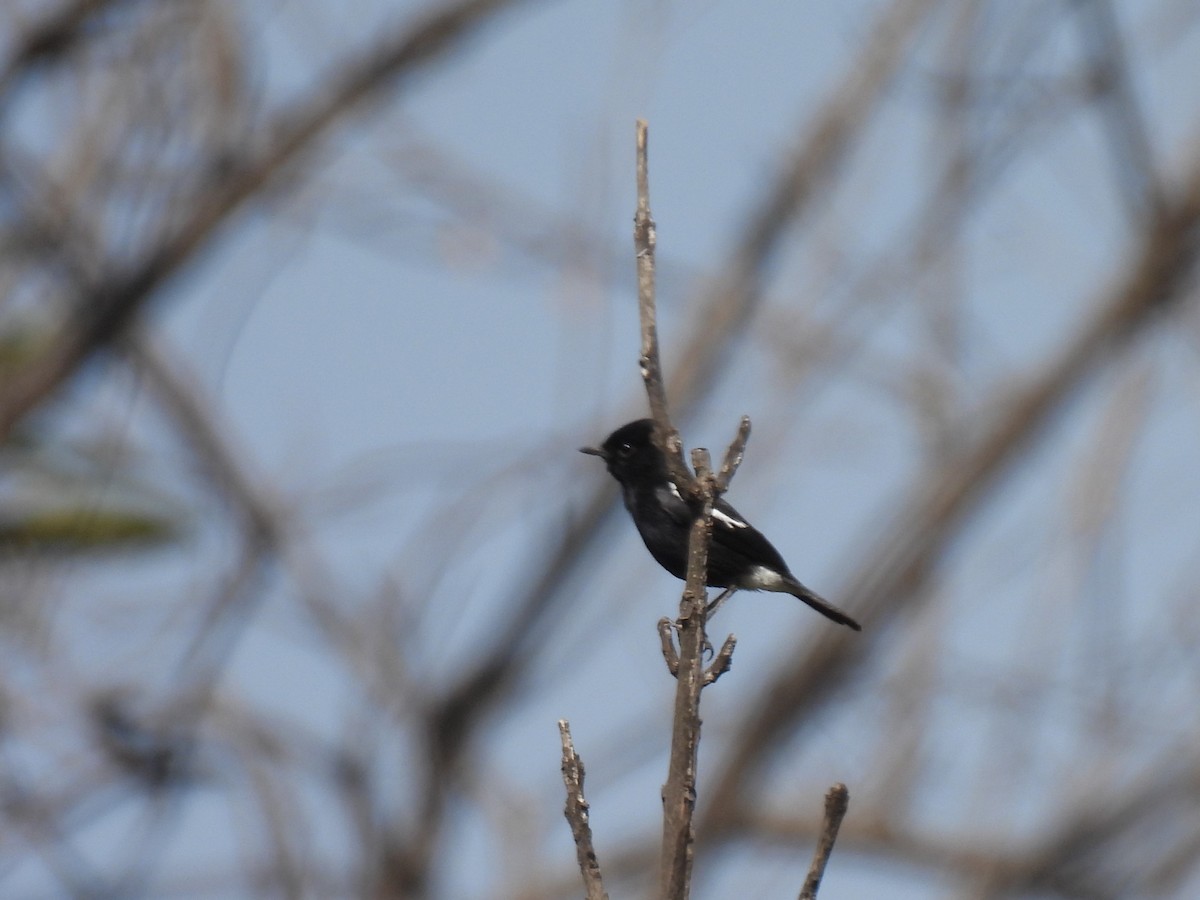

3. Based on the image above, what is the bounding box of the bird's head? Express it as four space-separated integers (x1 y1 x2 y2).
580 418 668 485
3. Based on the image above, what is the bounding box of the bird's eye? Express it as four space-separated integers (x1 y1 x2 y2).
617 442 634 458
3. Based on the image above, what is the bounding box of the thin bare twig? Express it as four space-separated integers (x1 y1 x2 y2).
635 121 746 900
558 721 608 900
635 119 710 900
798 784 850 900
638 121 710 900
714 416 752 493
703 635 737 686
634 118 691 493
658 618 680 676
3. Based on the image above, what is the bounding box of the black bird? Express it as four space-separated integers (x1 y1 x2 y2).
581 419 860 630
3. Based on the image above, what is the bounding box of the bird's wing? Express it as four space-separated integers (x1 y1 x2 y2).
645 486 793 582
709 496 791 574
652 482 692 525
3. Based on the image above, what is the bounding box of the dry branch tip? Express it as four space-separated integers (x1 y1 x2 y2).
798 782 850 900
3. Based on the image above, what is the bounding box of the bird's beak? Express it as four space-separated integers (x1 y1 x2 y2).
579 445 605 458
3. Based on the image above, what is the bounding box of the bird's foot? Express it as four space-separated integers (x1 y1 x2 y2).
704 587 736 619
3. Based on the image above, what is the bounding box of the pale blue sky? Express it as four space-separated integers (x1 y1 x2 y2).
11 0 1200 896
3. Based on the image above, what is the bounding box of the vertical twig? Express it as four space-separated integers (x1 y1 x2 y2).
714 415 752 492
636 120 744 900
634 119 692 492
798 783 850 900
659 450 714 900
558 721 608 900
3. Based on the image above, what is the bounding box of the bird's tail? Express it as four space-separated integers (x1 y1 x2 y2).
784 578 861 631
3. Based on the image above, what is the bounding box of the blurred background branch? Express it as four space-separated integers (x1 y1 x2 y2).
1 0 1199 898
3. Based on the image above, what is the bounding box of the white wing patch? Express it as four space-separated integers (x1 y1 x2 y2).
712 507 748 529
663 483 749 530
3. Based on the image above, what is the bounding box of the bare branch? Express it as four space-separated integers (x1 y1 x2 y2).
658 618 680 677
634 118 692 493
714 415 752 494
658 442 717 900
635 120 719 900
558 721 608 900
703 635 737 686
658 495 711 899
798 784 850 900
635 122 748 899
